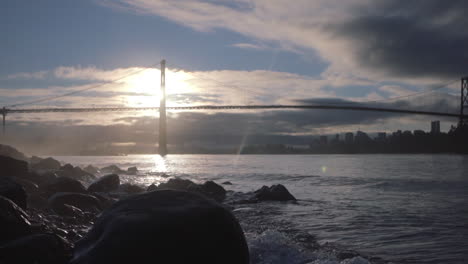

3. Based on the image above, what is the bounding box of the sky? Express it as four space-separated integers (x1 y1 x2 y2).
1 0 467 153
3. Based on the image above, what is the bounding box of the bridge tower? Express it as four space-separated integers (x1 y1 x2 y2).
461 77 468 127
159 60 167 156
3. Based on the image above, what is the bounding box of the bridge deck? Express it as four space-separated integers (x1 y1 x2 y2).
1 105 465 118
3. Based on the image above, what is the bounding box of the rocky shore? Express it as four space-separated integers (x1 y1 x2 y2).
0 144 382 264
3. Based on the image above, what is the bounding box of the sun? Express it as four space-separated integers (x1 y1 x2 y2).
124 68 194 107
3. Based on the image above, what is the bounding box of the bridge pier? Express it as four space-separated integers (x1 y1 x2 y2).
460 77 468 127
159 60 167 156
1 107 6 135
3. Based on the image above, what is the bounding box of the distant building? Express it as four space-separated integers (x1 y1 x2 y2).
355 131 371 144
320 135 328 145
431 121 441 134
345 132 354 144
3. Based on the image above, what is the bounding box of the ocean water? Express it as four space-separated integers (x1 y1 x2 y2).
55 154 468 264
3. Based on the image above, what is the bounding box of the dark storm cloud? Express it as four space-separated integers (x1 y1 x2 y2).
329 0 468 79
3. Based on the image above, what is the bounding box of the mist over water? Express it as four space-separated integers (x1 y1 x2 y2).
56 154 468 264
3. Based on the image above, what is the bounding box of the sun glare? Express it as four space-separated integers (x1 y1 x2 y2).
124 68 193 108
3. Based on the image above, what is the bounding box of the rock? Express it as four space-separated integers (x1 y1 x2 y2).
70 190 249 264
0 177 27 209
83 165 99 175
27 193 48 210
0 233 72 264
57 164 96 182
199 181 226 202
222 181 233 185
31 157 61 171
54 204 85 218
157 178 195 190
0 144 28 161
0 155 29 178
29 155 43 165
48 192 102 213
127 166 138 175
87 174 120 193
146 183 157 192
254 184 296 201
118 183 144 194
100 165 125 174
0 196 31 244
41 177 87 197
13 178 39 194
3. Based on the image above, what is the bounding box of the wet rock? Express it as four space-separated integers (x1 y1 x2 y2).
87 174 120 193
27 193 48 210
0 177 27 209
146 183 157 192
0 155 29 178
157 178 195 190
254 184 296 201
48 192 102 213
54 204 85 218
0 144 28 161
56 164 96 182
41 177 87 197
127 166 138 175
29 156 43 165
13 178 39 194
118 183 144 194
100 165 125 174
0 196 31 244
0 233 72 264
70 190 249 264
199 181 226 202
31 157 61 171
83 165 99 175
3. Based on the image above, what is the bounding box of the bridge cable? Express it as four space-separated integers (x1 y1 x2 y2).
4 62 161 108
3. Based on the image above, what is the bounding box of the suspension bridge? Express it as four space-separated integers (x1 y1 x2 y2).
1 60 467 155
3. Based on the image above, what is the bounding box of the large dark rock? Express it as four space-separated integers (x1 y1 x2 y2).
31 157 61 171
0 233 72 264
254 184 296 201
155 178 226 202
83 165 99 175
100 165 125 174
48 192 102 213
0 144 28 161
118 183 144 194
0 196 31 244
41 177 87 197
0 155 28 178
56 164 96 182
0 177 27 209
87 174 120 193
70 190 249 264
13 178 39 194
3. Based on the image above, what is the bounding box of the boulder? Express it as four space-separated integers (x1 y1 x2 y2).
118 183 144 194
100 165 125 174
154 178 226 202
13 178 39 194
48 192 102 213
41 177 87 197
56 164 96 182
222 181 233 185
31 157 61 171
53 204 85 218
127 166 138 175
87 174 120 193
0 155 28 178
0 196 31 244
83 165 99 175
29 155 43 165
0 177 27 209
70 190 249 264
199 181 226 202
254 184 296 201
0 233 72 264
0 144 28 161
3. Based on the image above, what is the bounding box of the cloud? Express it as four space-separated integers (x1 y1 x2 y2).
5 71 48 80
102 0 468 84
231 43 269 50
